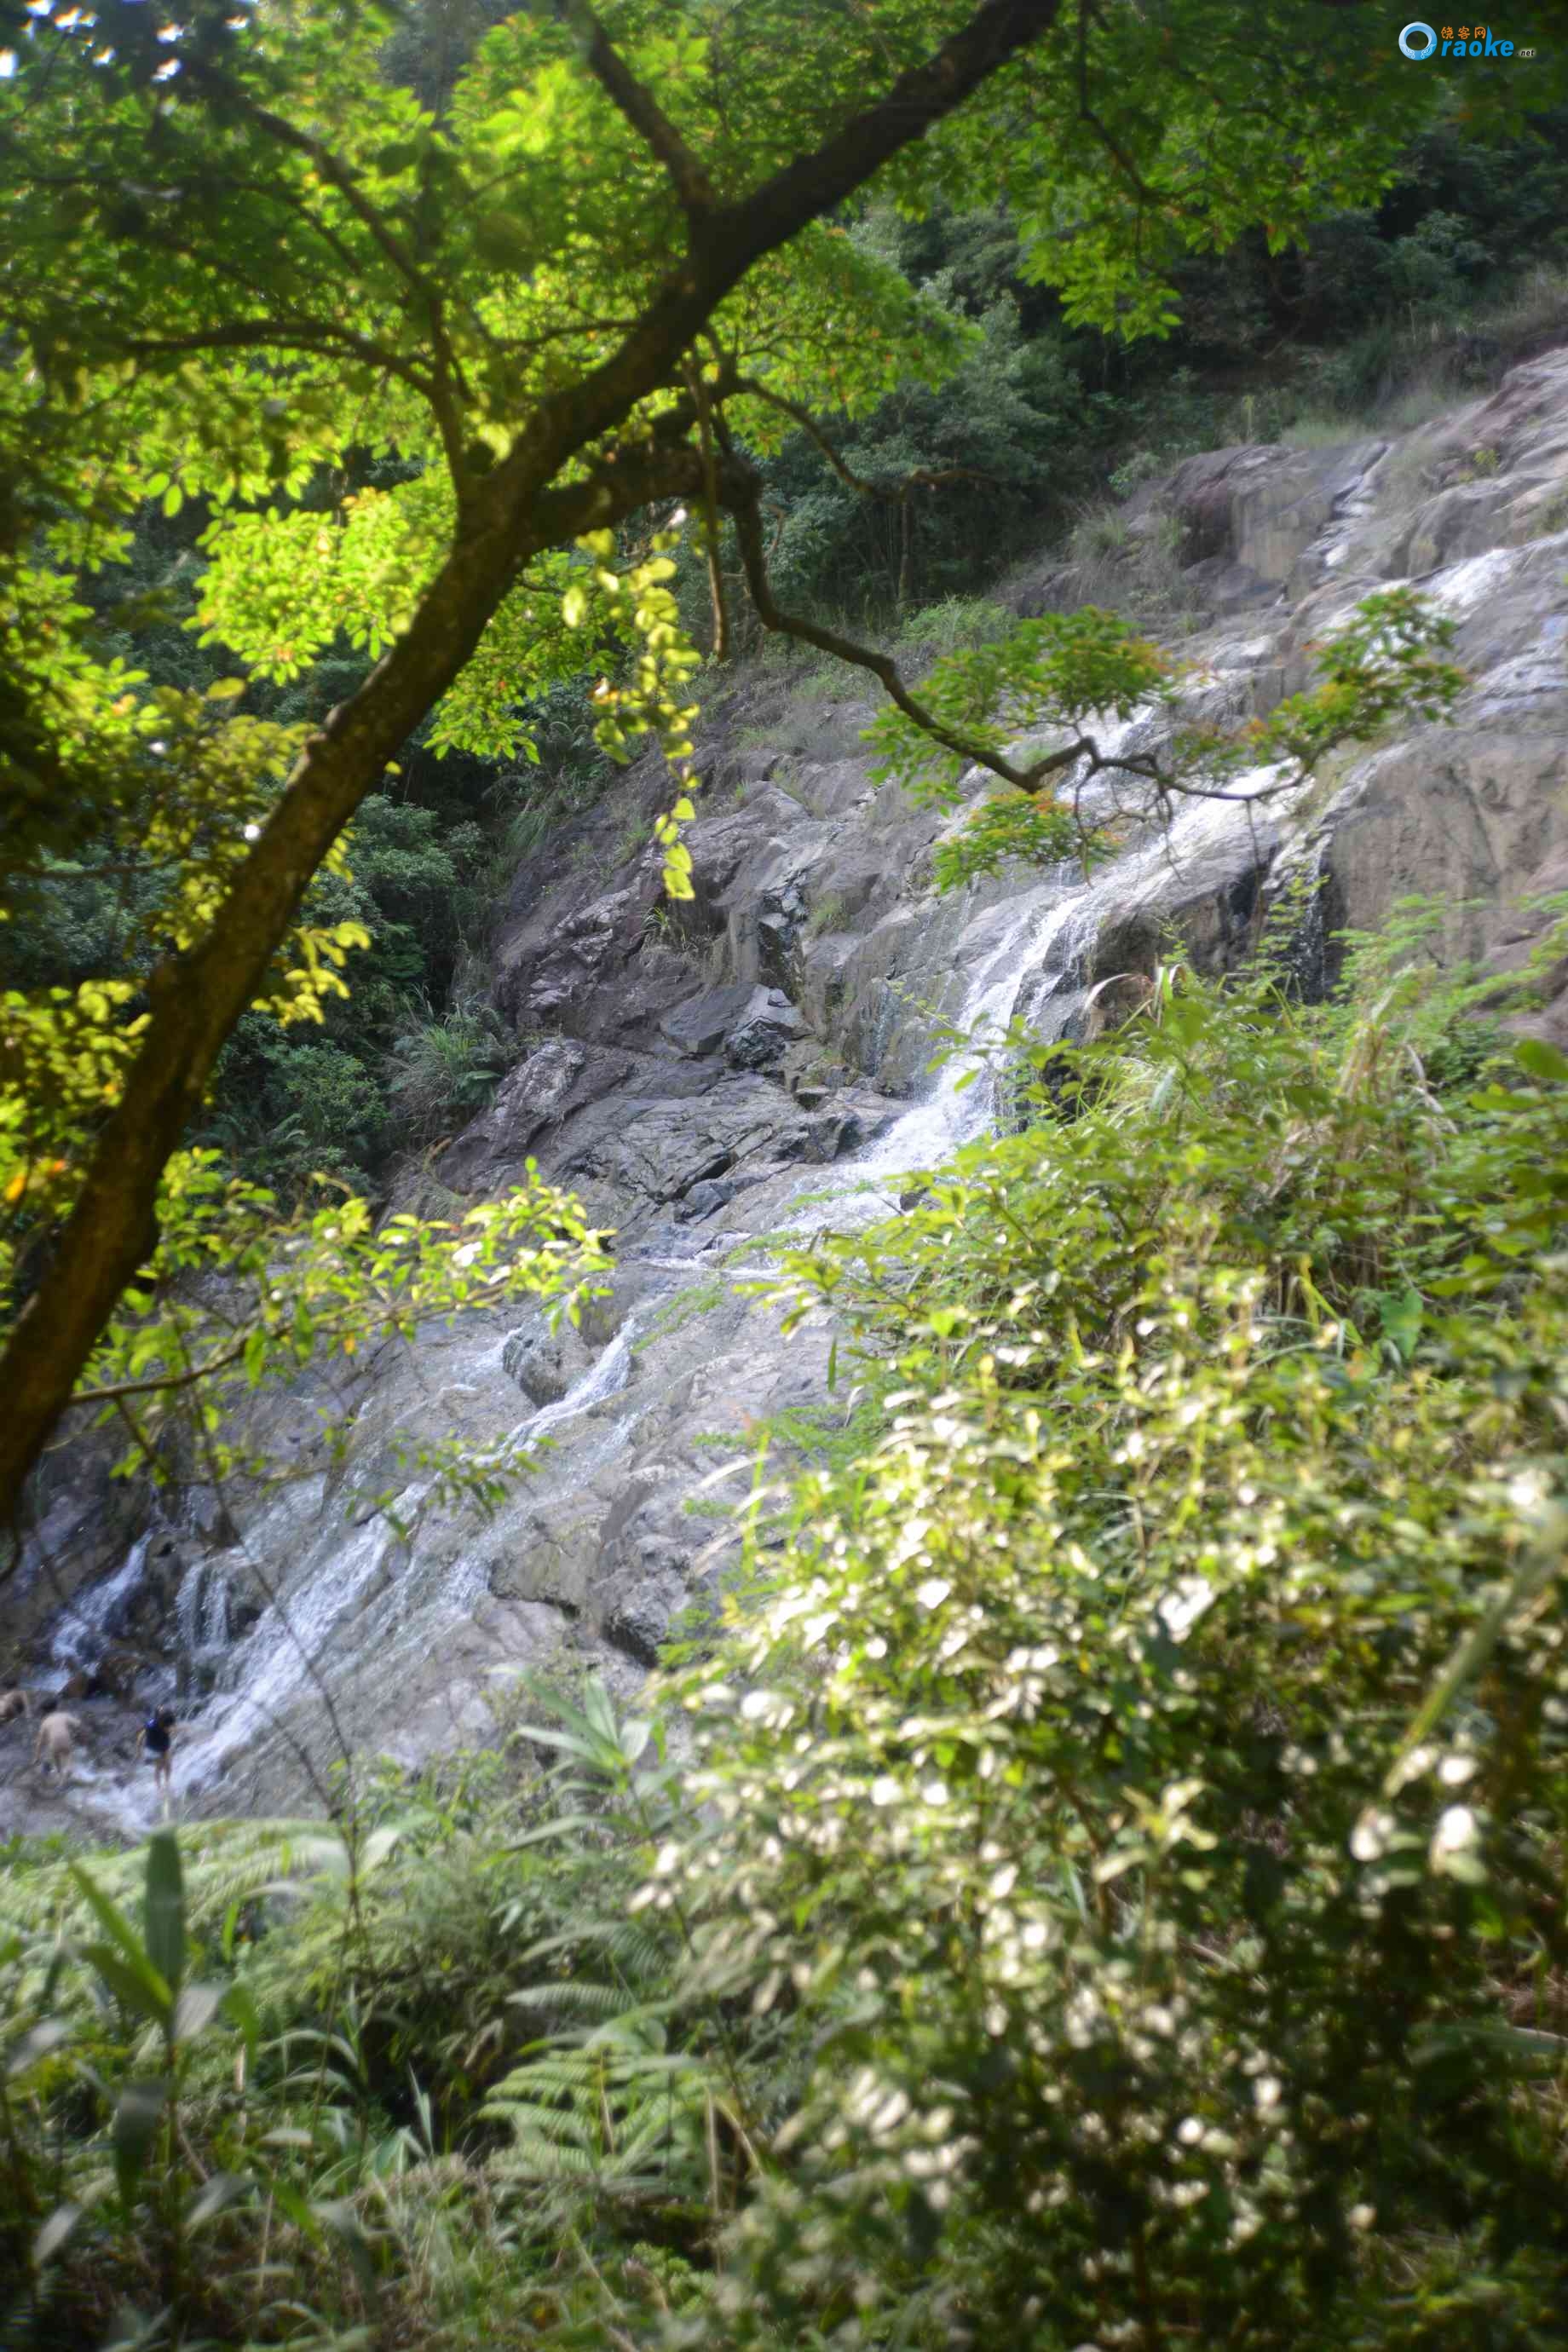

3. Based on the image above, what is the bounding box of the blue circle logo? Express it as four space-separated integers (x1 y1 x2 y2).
1398 20 1438 58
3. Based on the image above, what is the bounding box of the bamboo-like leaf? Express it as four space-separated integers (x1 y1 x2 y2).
143 1832 186 2008
223 1980 262 2078
6 2017 70 2078
112 2078 170 2208
171 1981 227 2047
187 2170 257 2227
313 2196 379 2293
70 1866 172 2024
84 1945 171 2030
32 2201 82 2267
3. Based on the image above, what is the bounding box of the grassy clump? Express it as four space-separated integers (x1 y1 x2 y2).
384 990 511 1144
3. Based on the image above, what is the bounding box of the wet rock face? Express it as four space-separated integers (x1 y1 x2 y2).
726 988 809 1069
13 349 1568 1836
1133 436 1391 609
660 983 807 1069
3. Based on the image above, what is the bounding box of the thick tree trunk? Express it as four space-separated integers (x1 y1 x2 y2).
0 0 1058 1521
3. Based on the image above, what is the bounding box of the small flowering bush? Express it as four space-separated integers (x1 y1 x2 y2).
649 905 1568 2348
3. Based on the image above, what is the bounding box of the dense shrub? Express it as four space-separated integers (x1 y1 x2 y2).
9 905 1568 2349
652 913 1568 2346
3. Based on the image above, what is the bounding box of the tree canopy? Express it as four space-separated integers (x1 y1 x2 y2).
0 0 1558 1519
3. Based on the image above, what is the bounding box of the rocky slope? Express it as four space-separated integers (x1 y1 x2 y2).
6 347 1567 1839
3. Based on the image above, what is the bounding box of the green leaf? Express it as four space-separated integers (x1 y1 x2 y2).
1514 1036 1568 1083
471 207 539 273
143 1831 186 2005
32 2202 83 2268
268 2178 324 2240
84 1946 170 2026
187 2170 257 2227
1376 1285 1424 1364
360 1821 411 1875
620 1716 654 1765
71 1862 172 2026
223 1980 262 2078
314 2195 380 2293
72 1861 154 1979
6 2017 71 2078
171 1981 227 2047
112 2078 170 2208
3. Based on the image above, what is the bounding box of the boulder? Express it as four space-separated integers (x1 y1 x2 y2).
439 1037 617 1193
604 1568 689 1666
725 987 809 1069
1132 436 1388 596
503 1316 595 1408
660 983 758 1058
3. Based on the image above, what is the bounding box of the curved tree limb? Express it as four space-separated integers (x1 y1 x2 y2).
721 457 1358 821
724 462 1089 793
557 0 717 223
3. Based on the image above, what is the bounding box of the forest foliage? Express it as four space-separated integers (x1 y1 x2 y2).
3 0 1566 1517
6 4 1568 2344
8 908 1568 2347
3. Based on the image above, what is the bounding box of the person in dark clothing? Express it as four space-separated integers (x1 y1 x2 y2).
137 1707 176 1800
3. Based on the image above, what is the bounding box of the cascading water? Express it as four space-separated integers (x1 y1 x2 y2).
528 1322 638 1437
48 1535 152 1677
9 387 1559 1843
151 726 1306 1817
175 1555 236 1692
802 743 1294 1224
174 1490 421 1792
170 1305 662 1802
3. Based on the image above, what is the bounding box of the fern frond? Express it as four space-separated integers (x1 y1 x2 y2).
505 1980 632 2017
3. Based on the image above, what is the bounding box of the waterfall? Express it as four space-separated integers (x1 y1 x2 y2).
160 730 1304 1806
47 1535 152 1677
174 1311 659 1796
174 1500 414 1791
175 1554 234 1684
527 1320 638 1437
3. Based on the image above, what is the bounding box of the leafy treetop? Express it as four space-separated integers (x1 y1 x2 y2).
1 0 1558 1519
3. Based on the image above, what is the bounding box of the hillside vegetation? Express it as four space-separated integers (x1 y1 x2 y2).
6 4 1568 2345
7 911 1568 2345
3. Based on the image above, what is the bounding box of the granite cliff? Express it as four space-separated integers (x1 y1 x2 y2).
6 347 1567 1836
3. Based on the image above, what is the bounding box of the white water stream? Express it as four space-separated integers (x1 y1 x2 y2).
47 1534 153 1675
10 410 1560 1840
36 735 1299 1832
